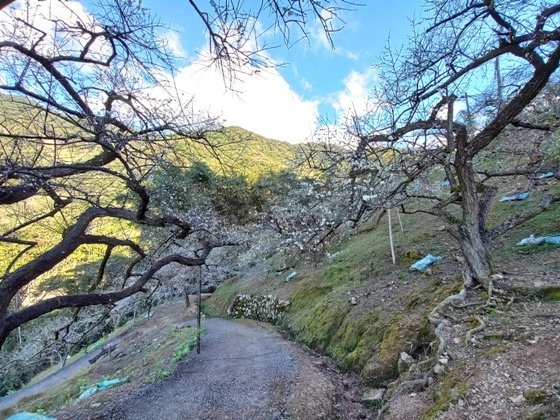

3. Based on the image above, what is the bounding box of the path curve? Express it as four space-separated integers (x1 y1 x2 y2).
0 337 122 412
107 318 296 420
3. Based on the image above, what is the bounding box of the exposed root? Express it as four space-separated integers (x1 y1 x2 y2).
465 315 486 344
376 287 464 419
428 287 467 324
486 277 494 302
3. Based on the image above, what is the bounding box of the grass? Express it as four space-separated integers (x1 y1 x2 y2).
173 328 201 362
420 364 471 419
2 306 201 417
206 209 462 386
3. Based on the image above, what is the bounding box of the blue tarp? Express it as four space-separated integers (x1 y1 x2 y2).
285 271 298 282
538 172 554 179
409 254 442 271
77 377 128 401
6 414 56 420
517 234 560 246
500 191 530 202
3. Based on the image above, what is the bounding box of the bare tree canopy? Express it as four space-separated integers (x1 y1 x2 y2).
187 0 355 65
316 0 560 289
0 0 356 349
0 0 224 348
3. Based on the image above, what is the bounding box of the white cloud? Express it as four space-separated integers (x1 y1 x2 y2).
332 67 377 118
1 0 102 57
161 30 188 59
2 1 318 143
306 8 359 60
170 61 319 143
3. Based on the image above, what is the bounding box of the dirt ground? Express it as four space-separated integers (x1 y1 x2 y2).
383 247 560 419
43 303 370 420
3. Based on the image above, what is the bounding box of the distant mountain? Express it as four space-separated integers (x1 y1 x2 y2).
175 126 305 181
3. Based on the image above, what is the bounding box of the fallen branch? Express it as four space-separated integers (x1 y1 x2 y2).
88 343 118 364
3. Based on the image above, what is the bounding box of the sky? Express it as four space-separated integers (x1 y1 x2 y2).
138 0 428 143
4 0 426 143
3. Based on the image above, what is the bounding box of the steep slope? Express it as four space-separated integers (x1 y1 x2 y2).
205 180 560 418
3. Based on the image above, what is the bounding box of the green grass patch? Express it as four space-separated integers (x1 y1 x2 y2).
203 277 243 317
421 364 470 419
173 328 201 362
537 286 560 302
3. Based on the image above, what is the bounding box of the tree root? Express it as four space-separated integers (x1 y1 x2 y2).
428 287 467 324
376 287 465 419
465 315 486 344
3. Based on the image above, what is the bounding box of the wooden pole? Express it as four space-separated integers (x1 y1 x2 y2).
396 207 404 232
388 209 396 265
197 266 202 354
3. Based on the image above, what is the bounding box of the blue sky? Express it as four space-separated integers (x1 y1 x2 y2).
4 0 426 142
138 0 426 142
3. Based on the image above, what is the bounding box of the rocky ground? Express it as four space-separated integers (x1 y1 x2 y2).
383 250 560 419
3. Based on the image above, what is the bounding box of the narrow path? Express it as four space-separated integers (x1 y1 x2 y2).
106 319 297 420
0 338 121 412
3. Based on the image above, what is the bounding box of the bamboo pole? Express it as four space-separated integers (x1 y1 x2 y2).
396 207 404 232
388 209 396 264
197 266 202 354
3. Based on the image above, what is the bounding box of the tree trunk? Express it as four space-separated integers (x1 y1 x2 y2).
456 227 493 289
453 122 493 290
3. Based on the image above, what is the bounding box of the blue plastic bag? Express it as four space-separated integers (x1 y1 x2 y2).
544 235 560 245
6 414 56 420
500 191 530 202
77 377 128 401
517 235 560 246
409 254 442 271
538 172 554 179
285 271 298 282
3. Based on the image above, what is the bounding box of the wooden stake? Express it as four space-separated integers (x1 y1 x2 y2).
197 266 202 354
396 207 404 232
388 208 396 265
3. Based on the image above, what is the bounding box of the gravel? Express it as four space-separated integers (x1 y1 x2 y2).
106 318 297 420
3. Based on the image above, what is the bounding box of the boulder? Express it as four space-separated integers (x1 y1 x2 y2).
360 388 386 408
398 352 415 373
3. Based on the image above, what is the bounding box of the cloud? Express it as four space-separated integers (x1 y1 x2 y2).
306 8 359 60
161 30 188 59
1 0 102 57
332 67 377 118
171 61 319 143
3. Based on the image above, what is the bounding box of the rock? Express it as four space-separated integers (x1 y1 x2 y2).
398 352 415 373
227 294 291 323
201 284 216 293
433 364 445 375
509 394 525 404
361 388 386 408
438 356 449 365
